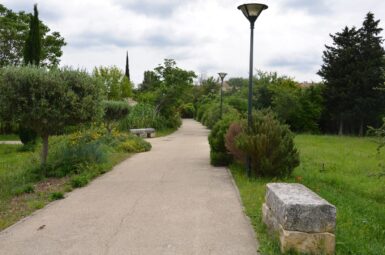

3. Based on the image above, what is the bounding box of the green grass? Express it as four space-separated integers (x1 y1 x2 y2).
0 143 131 231
156 127 178 137
0 134 19 141
230 134 385 255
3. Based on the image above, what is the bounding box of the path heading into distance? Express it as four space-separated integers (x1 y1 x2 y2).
0 119 258 255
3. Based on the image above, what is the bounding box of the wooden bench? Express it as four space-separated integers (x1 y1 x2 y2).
129 128 156 138
262 183 336 255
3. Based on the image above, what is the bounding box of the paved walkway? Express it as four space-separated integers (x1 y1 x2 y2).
0 119 258 255
0 141 22 144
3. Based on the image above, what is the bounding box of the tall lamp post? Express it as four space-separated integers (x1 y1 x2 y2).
218 72 227 119
238 3 268 177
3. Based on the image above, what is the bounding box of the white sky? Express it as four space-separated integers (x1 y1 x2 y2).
3 0 385 85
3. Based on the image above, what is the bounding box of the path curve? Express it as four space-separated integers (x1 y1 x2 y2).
0 119 258 255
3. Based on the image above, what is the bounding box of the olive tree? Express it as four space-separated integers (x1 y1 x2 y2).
0 66 102 165
102 100 130 133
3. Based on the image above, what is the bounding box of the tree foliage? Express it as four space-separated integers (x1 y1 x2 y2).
318 13 385 135
93 66 133 100
0 4 66 68
0 66 102 165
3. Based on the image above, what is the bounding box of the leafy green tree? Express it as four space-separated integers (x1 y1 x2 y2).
0 4 66 68
138 70 160 91
0 66 102 166
24 4 41 65
152 59 196 116
93 66 133 100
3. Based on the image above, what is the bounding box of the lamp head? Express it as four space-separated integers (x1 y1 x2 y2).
218 72 227 80
238 3 268 24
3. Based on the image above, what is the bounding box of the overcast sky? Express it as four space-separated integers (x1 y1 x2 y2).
3 0 385 84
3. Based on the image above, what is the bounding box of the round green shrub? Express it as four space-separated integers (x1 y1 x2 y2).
208 113 240 166
235 110 300 177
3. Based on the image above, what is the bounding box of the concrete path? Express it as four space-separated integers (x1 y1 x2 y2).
0 141 22 145
0 119 258 255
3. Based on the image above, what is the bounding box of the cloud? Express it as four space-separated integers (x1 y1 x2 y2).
278 0 331 15
112 0 184 17
268 55 320 72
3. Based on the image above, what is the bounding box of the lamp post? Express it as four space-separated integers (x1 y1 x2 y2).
238 3 268 177
218 72 227 119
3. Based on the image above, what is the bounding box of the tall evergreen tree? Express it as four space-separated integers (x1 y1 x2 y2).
318 26 361 135
125 51 130 81
23 4 41 65
354 13 385 135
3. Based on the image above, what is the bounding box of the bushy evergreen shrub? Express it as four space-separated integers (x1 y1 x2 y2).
208 113 240 166
225 122 245 163
235 110 300 177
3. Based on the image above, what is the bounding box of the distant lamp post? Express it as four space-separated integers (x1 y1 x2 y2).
238 3 268 177
218 72 227 119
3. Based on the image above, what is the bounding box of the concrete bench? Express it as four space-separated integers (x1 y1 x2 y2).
129 128 156 138
262 183 336 255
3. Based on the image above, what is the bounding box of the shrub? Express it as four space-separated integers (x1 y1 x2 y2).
50 192 64 200
13 184 35 195
119 103 165 130
102 100 130 133
18 126 37 145
208 113 240 166
181 103 195 118
118 136 152 153
235 110 300 177
202 103 238 129
225 122 245 163
70 175 89 188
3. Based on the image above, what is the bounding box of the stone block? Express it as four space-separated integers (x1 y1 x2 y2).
266 183 336 233
279 225 335 255
262 203 280 235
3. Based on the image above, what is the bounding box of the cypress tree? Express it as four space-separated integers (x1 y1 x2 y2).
125 51 130 80
24 4 41 66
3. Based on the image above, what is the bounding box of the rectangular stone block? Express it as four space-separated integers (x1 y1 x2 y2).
279 225 335 255
262 203 280 235
266 183 336 233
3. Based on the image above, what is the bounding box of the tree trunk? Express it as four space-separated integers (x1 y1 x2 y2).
41 134 49 166
338 118 344 136
359 119 364 136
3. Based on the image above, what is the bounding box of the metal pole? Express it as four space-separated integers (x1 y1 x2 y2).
247 21 255 178
220 78 224 119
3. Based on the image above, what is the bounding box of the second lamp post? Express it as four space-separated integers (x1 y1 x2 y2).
218 72 227 119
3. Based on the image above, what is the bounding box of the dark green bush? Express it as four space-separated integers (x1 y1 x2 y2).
235 110 300 177
50 192 64 200
18 126 37 145
208 113 240 166
181 103 195 118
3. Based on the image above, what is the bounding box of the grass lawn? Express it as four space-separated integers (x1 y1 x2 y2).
0 143 131 231
230 134 385 255
156 127 178 137
0 134 19 141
